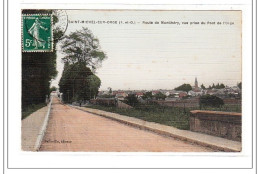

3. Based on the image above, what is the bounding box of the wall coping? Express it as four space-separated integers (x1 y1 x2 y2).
190 110 241 116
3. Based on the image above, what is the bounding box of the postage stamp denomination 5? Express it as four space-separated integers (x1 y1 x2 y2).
22 14 53 52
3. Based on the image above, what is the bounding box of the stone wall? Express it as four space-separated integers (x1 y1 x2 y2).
190 110 241 141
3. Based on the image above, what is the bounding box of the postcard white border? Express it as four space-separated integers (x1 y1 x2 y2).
3 0 256 173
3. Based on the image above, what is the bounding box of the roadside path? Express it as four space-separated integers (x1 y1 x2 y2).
22 106 48 151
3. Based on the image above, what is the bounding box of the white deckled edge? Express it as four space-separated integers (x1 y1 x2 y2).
34 96 53 151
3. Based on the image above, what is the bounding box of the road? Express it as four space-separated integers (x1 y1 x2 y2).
40 97 215 152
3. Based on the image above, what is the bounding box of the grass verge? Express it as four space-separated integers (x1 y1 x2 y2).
86 103 241 130
86 104 191 130
22 103 47 120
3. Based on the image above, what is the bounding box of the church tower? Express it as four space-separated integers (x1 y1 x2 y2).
195 77 198 88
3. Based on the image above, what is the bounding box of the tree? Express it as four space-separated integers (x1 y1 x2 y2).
61 27 106 72
22 10 60 111
50 86 57 93
175 84 192 93
125 94 139 107
107 87 112 95
199 94 224 108
237 82 242 89
215 83 225 89
200 84 206 90
87 75 101 99
59 62 100 102
59 27 106 103
219 83 225 89
154 92 166 100
142 91 153 100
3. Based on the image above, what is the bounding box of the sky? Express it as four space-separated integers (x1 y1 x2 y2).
51 10 242 90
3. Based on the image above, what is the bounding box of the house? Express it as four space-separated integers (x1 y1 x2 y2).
179 91 188 98
206 89 217 95
152 91 160 95
115 91 128 99
188 90 203 96
135 92 144 98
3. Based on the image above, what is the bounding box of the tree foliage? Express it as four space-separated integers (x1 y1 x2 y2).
237 82 242 89
199 94 224 108
61 27 107 72
87 74 101 99
59 63 101 102
59 27 105 103
125 94 139 107
22 10 59 110
142 91 153 100
175 84 192 92
107 87 112 95
154 92 166 100
200 84 206 90
208 83 225 89
50 86 57 92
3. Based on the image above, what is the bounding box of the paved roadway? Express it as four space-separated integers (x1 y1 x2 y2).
40 97 215 152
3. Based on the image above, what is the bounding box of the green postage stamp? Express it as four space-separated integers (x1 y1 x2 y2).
22 14 53 52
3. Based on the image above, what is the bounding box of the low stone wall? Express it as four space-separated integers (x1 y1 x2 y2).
190 110 241 141
223 99 241 104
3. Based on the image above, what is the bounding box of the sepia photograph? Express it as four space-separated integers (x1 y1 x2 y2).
21 9 242 152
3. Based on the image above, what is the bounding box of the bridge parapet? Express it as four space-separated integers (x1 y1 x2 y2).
190 110 241 141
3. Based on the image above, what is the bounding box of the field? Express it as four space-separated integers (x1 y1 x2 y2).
86 103 241 130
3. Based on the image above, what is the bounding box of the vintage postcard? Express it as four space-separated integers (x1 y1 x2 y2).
21 9 242 153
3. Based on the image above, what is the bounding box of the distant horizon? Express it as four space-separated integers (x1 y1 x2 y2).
98 80 241 91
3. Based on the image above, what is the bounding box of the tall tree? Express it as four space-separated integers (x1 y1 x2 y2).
87 75 101 99
59 63 97 102
22 10 60 110
59 27 106 102
61 27 106 72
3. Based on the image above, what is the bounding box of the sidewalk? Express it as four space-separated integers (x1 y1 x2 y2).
71 105 242 152
21 106 48 151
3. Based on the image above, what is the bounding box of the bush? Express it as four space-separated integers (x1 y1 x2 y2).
154 92 166 100
199 95 224 108
125 94 139 107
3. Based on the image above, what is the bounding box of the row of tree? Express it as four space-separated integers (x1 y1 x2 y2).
59 63 101 102
22 10 60 110
174 82 242 92
22 9 106 109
